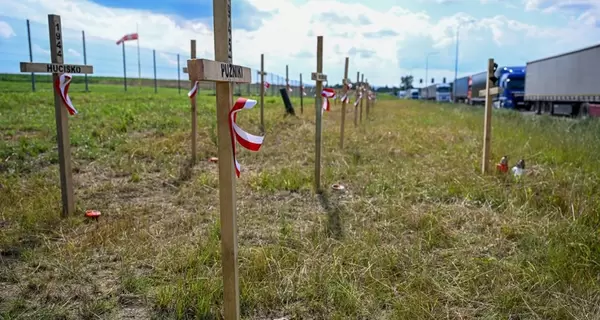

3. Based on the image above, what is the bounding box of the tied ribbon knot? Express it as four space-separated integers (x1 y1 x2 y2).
340 81 352 103
321 88 336 112
55 73 77 115
229 98 265 177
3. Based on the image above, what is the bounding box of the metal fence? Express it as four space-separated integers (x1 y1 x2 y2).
0 17 315 97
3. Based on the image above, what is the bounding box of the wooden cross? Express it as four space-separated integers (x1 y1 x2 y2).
340 57 349 149
354 71 360 126
478 58 498 174
19 14 94 217
299 73 304 114
365 78 370 119
311 36 327 193
185 40 199 164
360 73 365 123
186 1 252 318
259 53 267 133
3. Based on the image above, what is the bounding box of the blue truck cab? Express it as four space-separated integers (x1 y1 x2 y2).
494 66 526 109
409 88 419 99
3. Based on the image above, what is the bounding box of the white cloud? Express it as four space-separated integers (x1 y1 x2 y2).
158 52 178 66
32 43 50 56
68 48 81 57
0 20 15 38
523 0 600 22
1 0 598 86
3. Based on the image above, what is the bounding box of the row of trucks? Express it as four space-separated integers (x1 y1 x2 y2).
450 43 600 117
399 84 452 102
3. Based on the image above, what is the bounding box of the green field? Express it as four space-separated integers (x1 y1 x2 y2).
1 78 600 319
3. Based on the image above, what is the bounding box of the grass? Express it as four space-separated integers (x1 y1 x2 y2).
1 78 600 320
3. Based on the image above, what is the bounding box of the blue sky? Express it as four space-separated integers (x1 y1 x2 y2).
0 0 599 87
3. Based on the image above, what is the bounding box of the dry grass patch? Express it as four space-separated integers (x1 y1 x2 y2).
1 87 600 319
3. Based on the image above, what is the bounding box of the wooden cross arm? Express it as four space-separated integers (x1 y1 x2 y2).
187 58 252 83
20 62 94 74
479 87 500 96
311 72 327 81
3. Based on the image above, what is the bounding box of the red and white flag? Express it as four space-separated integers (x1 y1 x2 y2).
229 98 265 177
116 33 139 45
55 73 77 115
188 81 199 99
321 88 336 112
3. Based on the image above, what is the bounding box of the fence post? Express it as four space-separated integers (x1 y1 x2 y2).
82 30 89 92
153 50 157 93
177 53 181 94
26 19 35 92
122 42 127 91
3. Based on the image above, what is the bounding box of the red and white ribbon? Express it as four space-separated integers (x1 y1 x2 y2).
188 81 199 99
287 85 293 92
301 85 307 96
354 92 362 107
321 88 336 112
55 73 77 115
340 93 349 103
229 98 264 177
264 81 270 89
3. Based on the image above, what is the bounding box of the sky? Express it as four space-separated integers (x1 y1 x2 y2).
0 0 599 87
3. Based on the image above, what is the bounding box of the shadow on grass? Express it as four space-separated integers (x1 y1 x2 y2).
177 158 194 184
317 192 343 240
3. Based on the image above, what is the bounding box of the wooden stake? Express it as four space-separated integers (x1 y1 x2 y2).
360 73 364 123
259 54 266 133
340 57 349 149
190 40 198 164
300 73 304 114
19 14 95 217
189 0 254 318
354 71 359 127
285 64 289 92
481 58 494 174
312 36 326 193
365 78 370 119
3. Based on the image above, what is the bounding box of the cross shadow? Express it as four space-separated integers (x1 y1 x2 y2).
318 192 343 240
176 158 194 185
